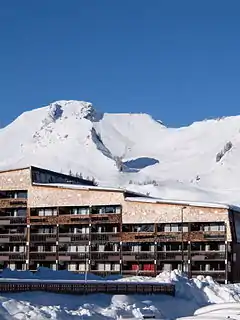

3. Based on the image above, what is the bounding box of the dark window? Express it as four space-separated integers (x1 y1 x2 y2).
122 224 154 232
91 205 121 215
0 191 27 199
17 209 27 217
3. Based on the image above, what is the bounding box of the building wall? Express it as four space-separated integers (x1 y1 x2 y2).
0 168 31 190
28 186 124 207
123 201 232 240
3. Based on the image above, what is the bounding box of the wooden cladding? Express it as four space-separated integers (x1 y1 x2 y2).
30 214 121 225
0 199 27 209
121 230 226 242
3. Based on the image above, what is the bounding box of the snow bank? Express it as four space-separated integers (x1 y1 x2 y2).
1 267 105 280
0 269 240 319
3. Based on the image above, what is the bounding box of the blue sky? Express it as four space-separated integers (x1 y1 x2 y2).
1 0 240 127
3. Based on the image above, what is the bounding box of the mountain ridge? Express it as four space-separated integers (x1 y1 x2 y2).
1 100 240 205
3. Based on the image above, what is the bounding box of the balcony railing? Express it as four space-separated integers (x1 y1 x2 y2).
0 234 26 243
30 234 57 242
0 198 27 208
30 252 56 261
91 232 120 242
58 233 89 242
157 251 188 260
0 217 27 225
58 252 89 261
0 252 26 261
122 251 155 261
122 270 155 276
191 251 225 260
91 252 120 261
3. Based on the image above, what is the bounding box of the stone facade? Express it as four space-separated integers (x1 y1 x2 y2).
0 167 236 282
28 185 124 207
0 168 31 190
123 201 231 240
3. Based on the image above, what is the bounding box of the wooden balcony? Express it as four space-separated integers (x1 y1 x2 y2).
122 251 155 261
157 251 188 260
91 232 120 242
90 214 121 224
0 198 27 209
191 251 225 260
30 215 90 225
30 234 57 242
156 231 226 242
0 234 26 243
0 217 27 225
122 270 155 276
30 252 57 261
58 252 89 261
121 232 155 243
91 252 120 261
58 234 89 242
0 252 26 261
121 230 226 243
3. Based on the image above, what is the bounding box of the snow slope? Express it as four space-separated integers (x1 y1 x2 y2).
0 269 240 319
1 100 240 204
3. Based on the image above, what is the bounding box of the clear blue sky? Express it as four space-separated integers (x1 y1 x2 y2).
1 0 240 127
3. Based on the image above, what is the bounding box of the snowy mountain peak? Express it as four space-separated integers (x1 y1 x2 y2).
2 99 240 205
44 100 102 124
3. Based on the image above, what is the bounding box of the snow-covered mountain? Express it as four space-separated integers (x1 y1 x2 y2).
1 100 240 205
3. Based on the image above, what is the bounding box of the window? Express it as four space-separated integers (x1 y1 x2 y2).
13 209 26 217
73 227 89 234
38 208 57 217
38 227 56 234
97 263 117 271
16 191 28 199
0 191 27 199
161 223 188 232
203 223 225 232
122 224 154 232
91 205 121 214
72 207 89 215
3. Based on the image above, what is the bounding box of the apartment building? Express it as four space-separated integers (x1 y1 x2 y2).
0 165 240 283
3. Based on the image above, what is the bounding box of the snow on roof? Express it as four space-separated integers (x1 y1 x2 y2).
33 182 124 192
0 165 30 173
125 196 240 212
32 183 240 211
33 183 148 197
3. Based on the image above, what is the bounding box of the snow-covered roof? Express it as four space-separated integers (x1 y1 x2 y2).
32 182 240 211
0 165 30 173
32 182 148 197
125 196 240 212
33 182 124 192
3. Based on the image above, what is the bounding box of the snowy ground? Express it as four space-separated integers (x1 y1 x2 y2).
1 269 240 319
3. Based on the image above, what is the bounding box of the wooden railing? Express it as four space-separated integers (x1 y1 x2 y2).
0 280 175 296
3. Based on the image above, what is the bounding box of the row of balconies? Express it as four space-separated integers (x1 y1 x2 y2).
0 249 226 262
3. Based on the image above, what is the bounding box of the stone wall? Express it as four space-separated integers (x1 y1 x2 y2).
0 169 232 241
122 200 231 240
28 185 124 207
0 168 31 190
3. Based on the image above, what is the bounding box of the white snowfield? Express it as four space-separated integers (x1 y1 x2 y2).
0 268 240 319
1 100 240 205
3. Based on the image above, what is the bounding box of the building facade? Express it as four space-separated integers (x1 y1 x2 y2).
0 166 240 283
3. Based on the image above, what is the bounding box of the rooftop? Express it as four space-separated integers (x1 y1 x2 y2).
125 196 240 211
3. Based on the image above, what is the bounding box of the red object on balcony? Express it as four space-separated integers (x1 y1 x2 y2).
131 264 139 271
143 264 154 271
